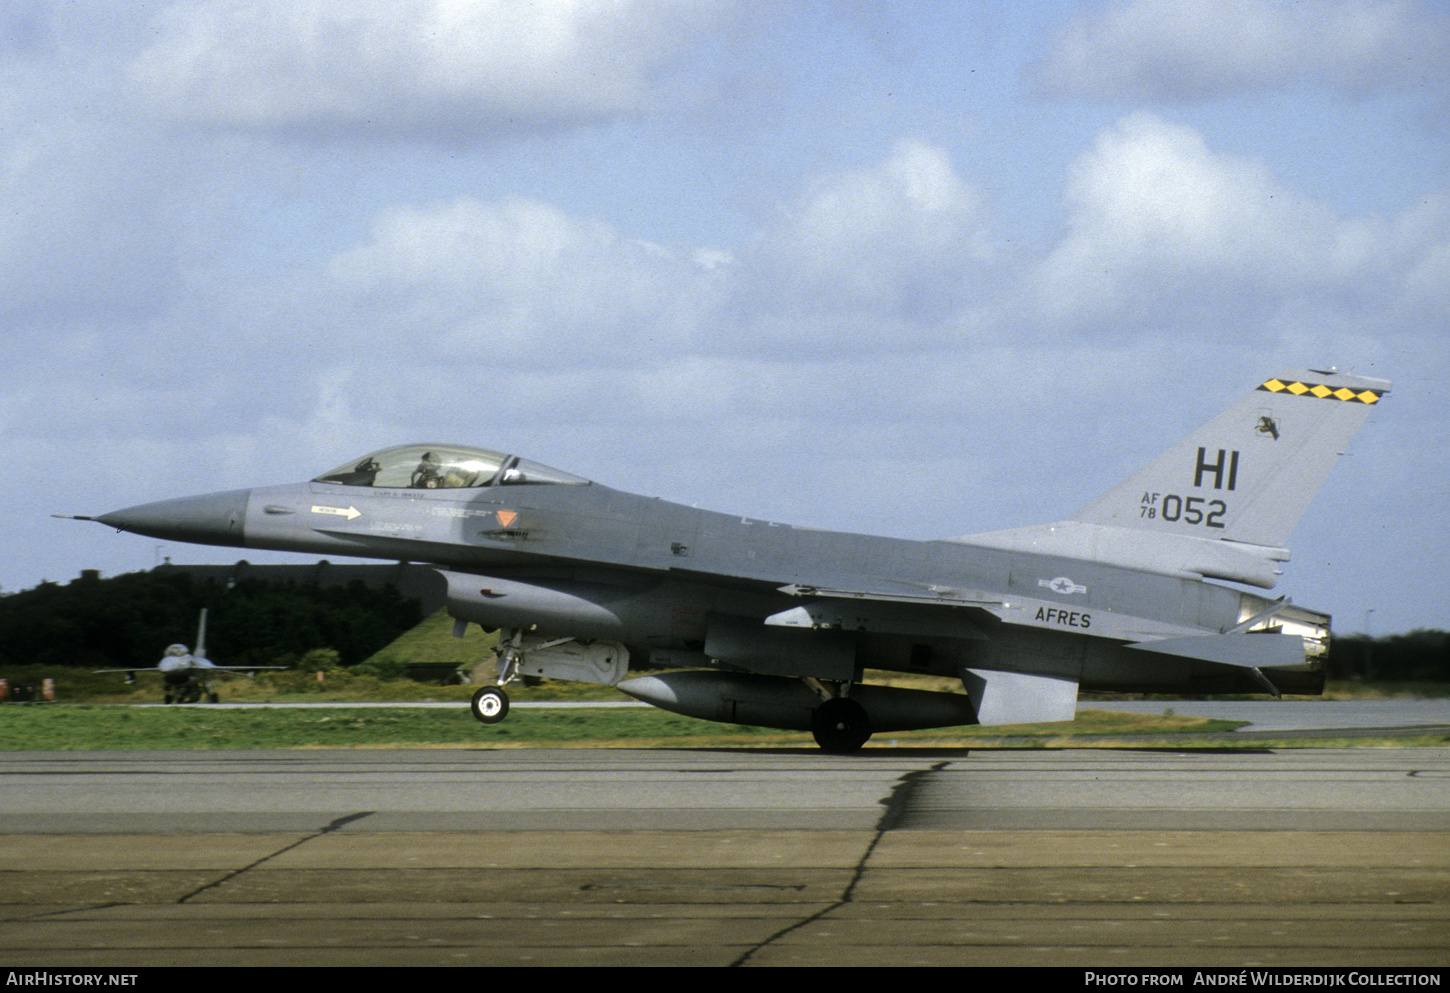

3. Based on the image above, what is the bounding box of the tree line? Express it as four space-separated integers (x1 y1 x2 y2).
0 569 423 670
1 568 1444 683
1325 629 1449 683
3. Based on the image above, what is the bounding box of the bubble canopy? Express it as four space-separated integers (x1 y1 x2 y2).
313 444 589 489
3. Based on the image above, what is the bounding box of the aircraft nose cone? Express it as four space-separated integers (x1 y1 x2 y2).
96 489 251 546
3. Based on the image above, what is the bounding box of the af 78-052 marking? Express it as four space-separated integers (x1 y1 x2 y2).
71 369 1388 751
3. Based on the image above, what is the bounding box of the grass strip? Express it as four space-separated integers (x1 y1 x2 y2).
0 703 1278 751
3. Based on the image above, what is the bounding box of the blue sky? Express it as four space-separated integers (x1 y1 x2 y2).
5 0 1447 636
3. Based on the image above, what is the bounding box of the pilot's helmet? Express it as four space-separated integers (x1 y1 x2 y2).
165 644 189 657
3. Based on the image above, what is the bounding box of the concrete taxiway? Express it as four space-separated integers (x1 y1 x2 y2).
2 745 1448 967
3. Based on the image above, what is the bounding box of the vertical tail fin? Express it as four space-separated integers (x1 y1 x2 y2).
954 369 1389 588
1074 369 1388 549
195 608 208 660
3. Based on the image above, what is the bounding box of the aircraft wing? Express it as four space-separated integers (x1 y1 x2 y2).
94 665 288 673
197 665 289 671
766 583 1002 640
767 580 1310 681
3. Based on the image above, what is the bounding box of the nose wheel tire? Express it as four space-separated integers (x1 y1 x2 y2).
470 686 510 724
811 697 871 752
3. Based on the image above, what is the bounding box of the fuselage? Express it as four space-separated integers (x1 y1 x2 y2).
98 463 1296 693
81 368 1391 744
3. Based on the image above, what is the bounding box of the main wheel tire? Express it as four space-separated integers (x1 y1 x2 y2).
470 686 510 724
811 697 871 753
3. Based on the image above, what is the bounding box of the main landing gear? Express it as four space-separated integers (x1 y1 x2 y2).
164 679 219 704
810 694 871 753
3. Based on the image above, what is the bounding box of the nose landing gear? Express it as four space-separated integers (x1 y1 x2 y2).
470 685 510 724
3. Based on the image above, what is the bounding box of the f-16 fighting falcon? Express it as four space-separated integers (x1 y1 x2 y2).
94 608 285 703
70 369 1388 749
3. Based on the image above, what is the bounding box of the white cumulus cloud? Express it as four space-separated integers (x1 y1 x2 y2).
127 0 735 134
1031 113 1448 338
325 196 729 358
752 140 996 321
1039 0 1448 99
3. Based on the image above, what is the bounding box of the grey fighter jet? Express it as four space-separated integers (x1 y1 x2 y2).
73 370 1388 749
94 608 286 703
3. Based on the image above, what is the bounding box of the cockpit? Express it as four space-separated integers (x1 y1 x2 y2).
313 444 589 489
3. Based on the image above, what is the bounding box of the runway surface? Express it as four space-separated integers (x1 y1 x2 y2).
1088 698 1450 733
3 746 1448 967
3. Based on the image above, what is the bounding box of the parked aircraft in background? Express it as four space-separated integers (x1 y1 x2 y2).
95 608 285 703
72 369 1388 748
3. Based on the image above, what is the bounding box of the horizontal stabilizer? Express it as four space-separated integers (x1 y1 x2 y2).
1126 633 1306 670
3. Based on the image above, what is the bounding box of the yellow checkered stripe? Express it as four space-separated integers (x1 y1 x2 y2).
1258 378 1383 404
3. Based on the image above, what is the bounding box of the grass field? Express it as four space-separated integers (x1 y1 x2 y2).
2 697 1446 750
3 645 1445 751
0 701 1261 750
